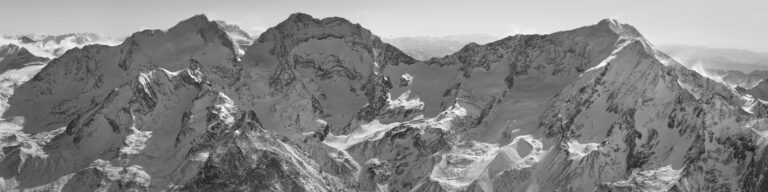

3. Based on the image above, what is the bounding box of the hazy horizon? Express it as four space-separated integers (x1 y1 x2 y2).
1 0 766 52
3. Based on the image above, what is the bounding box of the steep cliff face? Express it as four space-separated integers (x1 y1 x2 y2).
222 13 417 138
2 13 768 192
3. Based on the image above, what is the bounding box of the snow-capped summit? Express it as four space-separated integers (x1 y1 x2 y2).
597 18 642 39
214 20 254 53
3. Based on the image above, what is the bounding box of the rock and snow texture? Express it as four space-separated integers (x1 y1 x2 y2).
742 79 768 102
0 14 352 191
214 20 254 57
704 69 768 88
0 33 122 58
0 44 49 73
1 13 768 192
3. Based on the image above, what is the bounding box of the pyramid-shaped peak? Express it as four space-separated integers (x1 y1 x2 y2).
184 14 211 24
169 14 213 32
596 18 621 28
125 14 211 42
126 14 216 38
595 18 643 39
117 14 240 62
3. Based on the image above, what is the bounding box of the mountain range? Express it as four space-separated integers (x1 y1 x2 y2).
385 36 768 90
0 13 767 192
383 34 499 60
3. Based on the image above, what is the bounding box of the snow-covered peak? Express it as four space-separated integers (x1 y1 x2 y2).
579 19 688 69
214 20 254 49
596 18 643 40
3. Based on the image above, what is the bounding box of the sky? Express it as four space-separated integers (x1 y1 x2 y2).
0 0 766 52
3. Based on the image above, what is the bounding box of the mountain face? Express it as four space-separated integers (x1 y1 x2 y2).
1 13 768 192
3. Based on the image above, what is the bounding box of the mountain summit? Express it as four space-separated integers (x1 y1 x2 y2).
1 13 767 192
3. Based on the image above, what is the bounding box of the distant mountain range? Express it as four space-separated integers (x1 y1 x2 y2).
384 34 499 60
658 44 768 88
659 44 768 68
0 33 123 58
